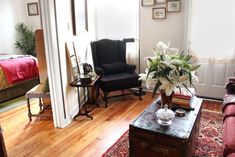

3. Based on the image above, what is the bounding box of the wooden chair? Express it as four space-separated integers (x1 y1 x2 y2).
25 78 50 121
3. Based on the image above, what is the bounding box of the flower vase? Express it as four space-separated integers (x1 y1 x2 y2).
160 90 174 109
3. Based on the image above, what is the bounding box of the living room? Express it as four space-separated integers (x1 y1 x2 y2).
1 0 235 156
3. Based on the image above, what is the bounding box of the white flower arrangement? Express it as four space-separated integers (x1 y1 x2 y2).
139 41 200 96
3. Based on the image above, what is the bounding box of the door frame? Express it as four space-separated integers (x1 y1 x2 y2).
40 0 69 128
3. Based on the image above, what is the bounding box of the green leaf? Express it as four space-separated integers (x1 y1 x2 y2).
190 65 200 71
160 54 164 61
146 66 153 78
147 58 153 63
179 51 184 59
152 81 162 98
185 55 192 62
183 64 191 70
189 72 192 85
166 76 173 84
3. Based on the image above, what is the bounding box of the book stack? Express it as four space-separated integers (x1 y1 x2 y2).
172 88 195 110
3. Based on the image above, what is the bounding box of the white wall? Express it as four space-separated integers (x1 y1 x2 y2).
25 0 41 31
139 0 186 72
94 0 139 40
189 0 235 59
92 0 140 71
0 0 41 54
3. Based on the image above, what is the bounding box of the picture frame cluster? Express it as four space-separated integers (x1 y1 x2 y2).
142 0 181 19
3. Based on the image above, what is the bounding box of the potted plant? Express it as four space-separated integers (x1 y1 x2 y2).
139 41 200 108
15 23 36 56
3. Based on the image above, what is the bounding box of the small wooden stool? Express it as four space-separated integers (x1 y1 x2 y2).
25 79 50 121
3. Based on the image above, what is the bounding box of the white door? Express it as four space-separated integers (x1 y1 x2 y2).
193 60 235 99
188 0 235 99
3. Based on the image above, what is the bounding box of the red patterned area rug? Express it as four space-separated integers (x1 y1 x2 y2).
102 109 223 157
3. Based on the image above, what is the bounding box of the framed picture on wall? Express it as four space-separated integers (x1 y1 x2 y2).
27 2 39 16
72 0 88 35
142 0 155 6
152 8 166 19
167 1 181 12
156 0 166 4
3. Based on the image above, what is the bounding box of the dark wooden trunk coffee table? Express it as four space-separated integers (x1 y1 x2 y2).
129 96 203 157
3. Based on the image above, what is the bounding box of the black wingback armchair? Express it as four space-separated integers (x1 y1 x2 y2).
90 39 142 107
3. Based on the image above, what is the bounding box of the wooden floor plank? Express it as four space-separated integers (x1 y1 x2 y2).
0 93 222 157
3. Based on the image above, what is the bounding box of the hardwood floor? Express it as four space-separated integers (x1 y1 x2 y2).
0 93 222 157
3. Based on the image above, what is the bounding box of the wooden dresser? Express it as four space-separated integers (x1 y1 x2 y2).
129 96 202 157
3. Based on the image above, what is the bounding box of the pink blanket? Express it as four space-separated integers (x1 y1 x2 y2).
0 56 38 84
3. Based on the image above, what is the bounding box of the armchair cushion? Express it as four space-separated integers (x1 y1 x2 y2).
100 73 141 92
102 62 126 75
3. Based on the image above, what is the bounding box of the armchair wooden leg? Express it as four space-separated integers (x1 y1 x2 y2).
139 87 143 100
27 98 32 121
39 98 43 113
95 86 100 107
104 92 108 107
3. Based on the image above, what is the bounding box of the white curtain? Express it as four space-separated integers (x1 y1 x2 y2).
126 41 139 72
189 0 235 63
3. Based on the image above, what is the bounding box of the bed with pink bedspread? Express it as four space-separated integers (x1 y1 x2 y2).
0 55 39 103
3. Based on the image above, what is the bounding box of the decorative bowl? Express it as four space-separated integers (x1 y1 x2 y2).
156 104 175 126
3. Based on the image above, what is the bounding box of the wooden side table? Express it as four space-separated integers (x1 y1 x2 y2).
70 75 100 120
